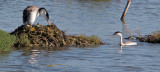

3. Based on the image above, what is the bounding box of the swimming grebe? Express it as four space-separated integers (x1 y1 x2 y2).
23 6 50 26
112 31 137 46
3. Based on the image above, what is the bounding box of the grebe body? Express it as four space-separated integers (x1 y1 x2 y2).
23 6 50 25
112 31 137 46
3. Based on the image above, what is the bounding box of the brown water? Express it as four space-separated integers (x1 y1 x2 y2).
1 0 160 72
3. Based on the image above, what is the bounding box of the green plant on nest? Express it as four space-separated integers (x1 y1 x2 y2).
0 30 16 51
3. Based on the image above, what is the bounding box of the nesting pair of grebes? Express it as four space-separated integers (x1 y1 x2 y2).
23 6 137 46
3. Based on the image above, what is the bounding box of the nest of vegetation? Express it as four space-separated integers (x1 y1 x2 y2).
10 23 103 47
136 30 160 43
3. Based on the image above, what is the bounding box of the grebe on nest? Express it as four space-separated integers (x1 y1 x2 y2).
23 6 50 26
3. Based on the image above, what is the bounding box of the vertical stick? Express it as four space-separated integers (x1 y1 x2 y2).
121 0 131 20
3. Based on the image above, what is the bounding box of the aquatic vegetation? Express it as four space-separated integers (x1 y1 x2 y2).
66 35 102 47
46 65 55 67
11 23 103 47
14 34 30 47
0 30 16 51
137 30 160 43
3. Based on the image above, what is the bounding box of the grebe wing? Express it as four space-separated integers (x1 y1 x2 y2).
23 6 39 23
23 7 32 23
123 41 133 43
123 41 137 45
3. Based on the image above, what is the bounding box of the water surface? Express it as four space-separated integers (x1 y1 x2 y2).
0 0 160 72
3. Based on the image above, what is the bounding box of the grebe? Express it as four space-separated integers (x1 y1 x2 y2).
112 31 137 46
23 6 50 25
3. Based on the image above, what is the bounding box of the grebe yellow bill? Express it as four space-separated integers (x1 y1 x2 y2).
23 6 50 26
112 31 137 46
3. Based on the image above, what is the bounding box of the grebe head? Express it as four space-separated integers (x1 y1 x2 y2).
38 7 50 25
113 31 122 37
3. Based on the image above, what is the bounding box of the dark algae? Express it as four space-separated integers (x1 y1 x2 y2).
136 30 160 43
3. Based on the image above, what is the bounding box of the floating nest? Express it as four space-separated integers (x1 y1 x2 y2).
133 30 160 43
10 23 103 47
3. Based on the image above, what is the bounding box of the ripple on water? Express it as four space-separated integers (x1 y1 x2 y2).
0 0 160 72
